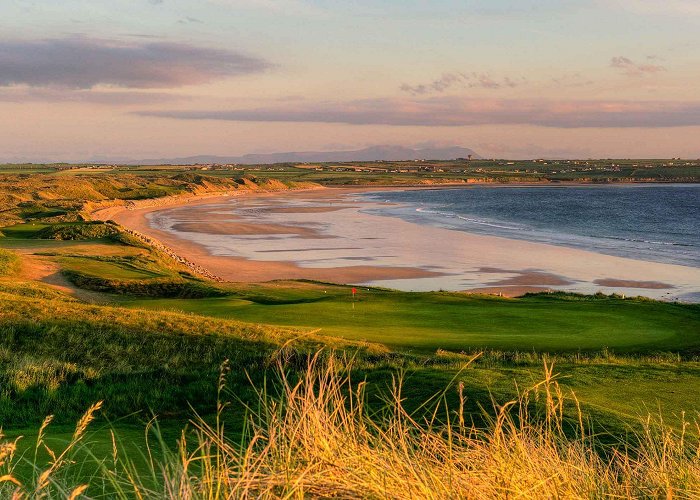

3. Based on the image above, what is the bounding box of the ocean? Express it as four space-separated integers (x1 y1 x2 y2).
359 184 700 268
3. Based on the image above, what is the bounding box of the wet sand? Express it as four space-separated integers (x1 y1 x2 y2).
463 286 554 297
593 278 674 289
93 187 700 300
93 188 442 283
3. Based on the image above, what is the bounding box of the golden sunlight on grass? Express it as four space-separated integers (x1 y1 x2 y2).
1 352 699 498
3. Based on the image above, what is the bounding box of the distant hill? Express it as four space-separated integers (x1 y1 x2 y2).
132 145 481 165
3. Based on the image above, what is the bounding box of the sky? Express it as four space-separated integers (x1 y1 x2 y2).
1 0 699 161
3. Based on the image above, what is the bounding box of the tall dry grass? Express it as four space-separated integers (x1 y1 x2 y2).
2 352 699 498
0 401 101 499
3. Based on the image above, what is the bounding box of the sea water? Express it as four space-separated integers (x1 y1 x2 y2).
359 184 699 268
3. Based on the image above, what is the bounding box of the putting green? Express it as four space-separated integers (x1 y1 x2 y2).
117 288 700 354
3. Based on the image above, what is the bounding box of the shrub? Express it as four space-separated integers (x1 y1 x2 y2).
36 222 118 240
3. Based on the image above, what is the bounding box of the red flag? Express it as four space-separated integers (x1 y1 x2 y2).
351 288 357 295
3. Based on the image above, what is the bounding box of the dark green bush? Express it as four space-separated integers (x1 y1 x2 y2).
37 222 118 240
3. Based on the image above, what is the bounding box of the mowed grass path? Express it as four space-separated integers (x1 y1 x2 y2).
117 286 700 354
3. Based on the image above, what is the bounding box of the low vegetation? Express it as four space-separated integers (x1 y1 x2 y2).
36 222 119 241
0 279 340 426
2 158 699 188
1 277 698 433
1 354 698 498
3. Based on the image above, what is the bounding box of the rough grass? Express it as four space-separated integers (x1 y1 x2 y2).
0 280 698 497
1 279 698 438
24 237 227 298
0 280 384 426
54 247 227 298
1 354 699 498
0 248 20 276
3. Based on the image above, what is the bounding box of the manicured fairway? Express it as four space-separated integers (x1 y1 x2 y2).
117 285 700 354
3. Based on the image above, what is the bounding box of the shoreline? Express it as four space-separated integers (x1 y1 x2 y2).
92 185 700 300
92 186 445 284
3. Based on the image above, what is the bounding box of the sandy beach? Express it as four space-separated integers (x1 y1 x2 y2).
93 188 442 284
93 186 700 300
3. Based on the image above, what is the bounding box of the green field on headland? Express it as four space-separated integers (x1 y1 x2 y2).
2 157 700 184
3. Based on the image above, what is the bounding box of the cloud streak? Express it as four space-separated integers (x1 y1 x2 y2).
0 37 270 89
0 87 185 105
610 56 666 76
137 97 700 128
401 72 522 95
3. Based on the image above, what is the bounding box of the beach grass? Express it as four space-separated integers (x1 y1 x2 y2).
1 353 699 498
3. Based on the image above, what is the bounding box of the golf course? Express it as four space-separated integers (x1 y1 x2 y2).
0 166 699 497
4 0 700 493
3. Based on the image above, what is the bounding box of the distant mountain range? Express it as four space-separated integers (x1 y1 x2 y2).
131 145 481 165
